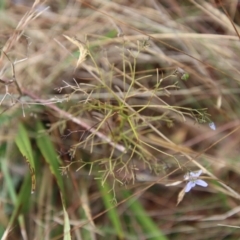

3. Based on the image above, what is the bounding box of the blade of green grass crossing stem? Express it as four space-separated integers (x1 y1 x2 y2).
15 123 36 194
123 190 168 240
35 121 65 200
36 122 71 239
97 180 124 240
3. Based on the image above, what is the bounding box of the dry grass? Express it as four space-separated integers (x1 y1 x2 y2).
1 0 240 239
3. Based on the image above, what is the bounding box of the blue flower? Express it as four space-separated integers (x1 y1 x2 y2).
184 170 208 192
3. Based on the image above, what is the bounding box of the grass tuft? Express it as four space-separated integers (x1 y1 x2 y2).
1 1 240 239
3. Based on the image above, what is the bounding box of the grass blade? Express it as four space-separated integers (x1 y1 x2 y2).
98 180 124 239
35 121 65 197
15 123 36 194
124 190 168 240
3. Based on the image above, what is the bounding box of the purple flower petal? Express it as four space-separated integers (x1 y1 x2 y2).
185 181 196 192
209 122 216 131
196 179 208 187
190 170 202 178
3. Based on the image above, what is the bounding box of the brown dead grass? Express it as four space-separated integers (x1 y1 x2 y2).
2 0 240 239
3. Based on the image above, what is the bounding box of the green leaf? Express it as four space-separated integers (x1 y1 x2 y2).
36 122 71 239
35 121 65 199
124 190 168 240
15 123 35 167
181 73 189 81
98 180 124 239
2 174 32 238
15 123 36 194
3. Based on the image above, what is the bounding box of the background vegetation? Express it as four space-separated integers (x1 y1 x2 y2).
1 0 240 239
